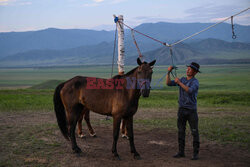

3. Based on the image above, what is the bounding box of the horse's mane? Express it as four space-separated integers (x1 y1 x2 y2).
111 61 149 79
112 66 139 79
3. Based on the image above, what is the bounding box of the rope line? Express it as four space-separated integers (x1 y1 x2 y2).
114 8 249 88
111 25 118 77
131 29 144 61
121 22 167 46
170 7 249 46
116 8 249 47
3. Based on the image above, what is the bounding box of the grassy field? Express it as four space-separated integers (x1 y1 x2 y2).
0 64 250 166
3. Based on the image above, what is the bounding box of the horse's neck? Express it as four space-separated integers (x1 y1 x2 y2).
125 70 141 101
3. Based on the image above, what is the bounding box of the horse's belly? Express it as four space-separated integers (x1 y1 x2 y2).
82 99 112 115
91 107 112 116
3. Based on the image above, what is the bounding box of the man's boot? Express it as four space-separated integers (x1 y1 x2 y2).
173 152 185 158
173 139 185 158
191 141 199 160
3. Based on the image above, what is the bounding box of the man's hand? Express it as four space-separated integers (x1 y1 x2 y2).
168 66 173 72
174 77 180 84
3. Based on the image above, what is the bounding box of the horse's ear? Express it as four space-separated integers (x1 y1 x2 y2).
149 60 156 66
137 58 142 65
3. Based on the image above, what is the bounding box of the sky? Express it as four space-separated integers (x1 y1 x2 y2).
0 0 249 32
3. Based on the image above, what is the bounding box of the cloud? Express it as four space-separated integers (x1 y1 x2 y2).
83 3 98 7
129 5 250 26
184 4 249 23
110 0 127 4
93 0 104 3
0 0 31 6
83 0 104 7
128 6 250 27
0 0 9 6
83 0 126 7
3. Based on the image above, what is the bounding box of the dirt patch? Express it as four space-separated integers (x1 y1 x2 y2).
0 112 249 167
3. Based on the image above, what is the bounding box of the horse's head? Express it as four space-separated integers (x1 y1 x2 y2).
136 58 156 97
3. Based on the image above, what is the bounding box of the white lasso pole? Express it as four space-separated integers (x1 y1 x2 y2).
115 15 125 75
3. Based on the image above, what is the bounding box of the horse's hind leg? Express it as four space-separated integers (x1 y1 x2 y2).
77 111 85 138
121 119 129 139
112 115 122 160
68 104 83 153
84 109 96 137
125 116 141 159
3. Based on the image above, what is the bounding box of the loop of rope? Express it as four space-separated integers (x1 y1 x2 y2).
153 47 178 89
169 47 177 78
231 16 237 39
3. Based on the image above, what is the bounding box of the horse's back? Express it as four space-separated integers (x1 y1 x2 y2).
60 76 114 115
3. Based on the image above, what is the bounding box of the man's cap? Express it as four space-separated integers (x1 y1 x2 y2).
187 62 201 73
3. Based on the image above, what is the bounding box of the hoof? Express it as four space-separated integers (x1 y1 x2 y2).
113 153 121 160
78 134 86 138
121 134 129 140
90 133 97 137
73 146 82 154
133 153 141 160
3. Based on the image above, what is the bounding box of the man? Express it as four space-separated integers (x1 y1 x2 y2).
166 62 200 160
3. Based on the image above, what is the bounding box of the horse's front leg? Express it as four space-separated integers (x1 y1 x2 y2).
112 115 122 160
126 116 141 160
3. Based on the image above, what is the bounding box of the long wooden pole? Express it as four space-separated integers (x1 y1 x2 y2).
116 15 125 75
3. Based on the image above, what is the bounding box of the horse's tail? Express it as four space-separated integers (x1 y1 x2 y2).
53 82 69 141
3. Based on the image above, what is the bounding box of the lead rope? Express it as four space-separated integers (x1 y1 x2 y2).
107 18 119 120
111 25 118 78
152 46 178 89
131 29 144 62
169 46 178 78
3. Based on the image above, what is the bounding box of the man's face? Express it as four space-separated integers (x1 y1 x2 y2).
186 67 197 77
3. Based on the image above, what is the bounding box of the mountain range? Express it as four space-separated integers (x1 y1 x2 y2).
0 22 250 67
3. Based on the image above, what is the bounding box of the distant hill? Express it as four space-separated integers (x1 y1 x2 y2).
136 38 250 65
1 38 249 67
133 22 250 43
0 28 114 58
0 42 114 66
0 22 249 59
30 80 64 89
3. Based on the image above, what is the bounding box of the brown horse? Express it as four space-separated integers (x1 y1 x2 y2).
53 58 156 159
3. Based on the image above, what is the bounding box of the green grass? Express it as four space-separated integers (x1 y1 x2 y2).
0 89 54 111
0 123 61 167
140 90 250 108
30 80 64 89
0 89 249 112
1 64 250 91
